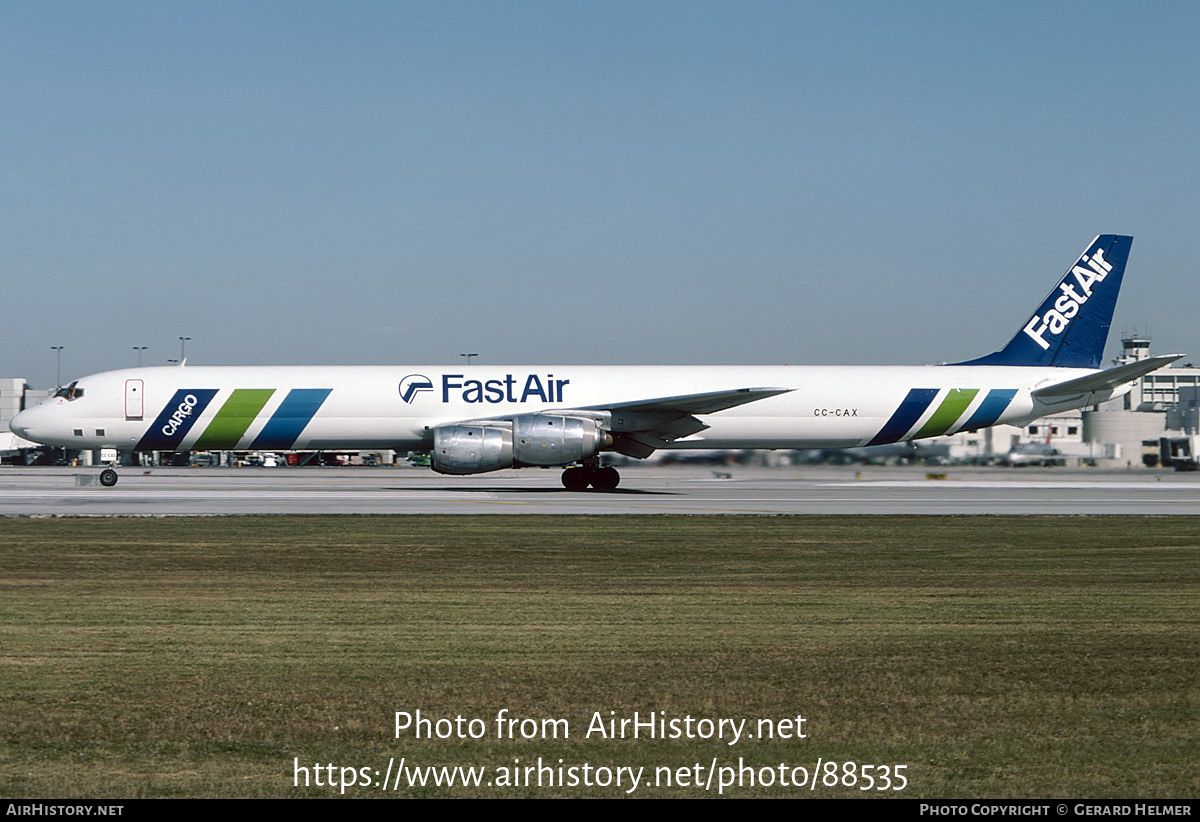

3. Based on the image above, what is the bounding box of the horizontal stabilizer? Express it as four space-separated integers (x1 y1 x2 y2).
1032 354 1183 401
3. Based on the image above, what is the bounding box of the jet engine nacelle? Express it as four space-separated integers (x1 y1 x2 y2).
431 414 608 475
431 423 514 474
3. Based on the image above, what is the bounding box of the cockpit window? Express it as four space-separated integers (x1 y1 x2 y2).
54 381 84 400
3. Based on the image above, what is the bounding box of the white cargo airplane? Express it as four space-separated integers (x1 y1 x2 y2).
10 235 1180 490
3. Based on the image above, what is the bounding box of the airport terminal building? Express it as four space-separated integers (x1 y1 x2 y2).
0 379 41 459
1084 336 1199 467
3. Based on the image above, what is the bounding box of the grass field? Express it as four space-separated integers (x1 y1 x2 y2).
1 515 1196 798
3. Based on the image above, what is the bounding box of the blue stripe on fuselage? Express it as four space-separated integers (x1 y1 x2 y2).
867 388 939 446
957 388 1018 432
134 389 219 451
249 388 332 449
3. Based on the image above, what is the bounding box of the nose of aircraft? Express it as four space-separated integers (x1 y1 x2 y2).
10 407 35 439
9 406 46 442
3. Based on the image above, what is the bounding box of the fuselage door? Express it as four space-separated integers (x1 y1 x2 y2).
125 379 144 420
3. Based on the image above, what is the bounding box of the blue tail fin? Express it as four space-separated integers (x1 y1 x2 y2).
956 235 1132 368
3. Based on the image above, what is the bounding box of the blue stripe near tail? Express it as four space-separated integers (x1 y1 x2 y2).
958 388 1018 432
868 388 939 446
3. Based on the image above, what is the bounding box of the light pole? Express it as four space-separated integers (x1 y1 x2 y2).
460 353 478 365
133 346 148 366
179 336 191 363
50 346 63 387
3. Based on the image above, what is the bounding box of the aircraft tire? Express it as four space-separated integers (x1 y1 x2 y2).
99 469 118 487
591 466 620 490
561 467 591 491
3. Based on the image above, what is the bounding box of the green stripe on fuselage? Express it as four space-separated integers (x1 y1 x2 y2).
912 389 979 440
193 389 276 450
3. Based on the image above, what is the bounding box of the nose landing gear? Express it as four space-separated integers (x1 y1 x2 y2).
99 468 119 487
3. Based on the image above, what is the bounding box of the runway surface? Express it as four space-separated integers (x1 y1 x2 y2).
1 464 1197 515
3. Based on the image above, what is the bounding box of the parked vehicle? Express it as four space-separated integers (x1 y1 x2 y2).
1006 444 1066 467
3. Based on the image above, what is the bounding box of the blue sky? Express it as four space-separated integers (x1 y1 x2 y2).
3 1 1197 387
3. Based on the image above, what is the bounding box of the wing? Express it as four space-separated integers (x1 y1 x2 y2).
573 386 792 458
436 386 793 467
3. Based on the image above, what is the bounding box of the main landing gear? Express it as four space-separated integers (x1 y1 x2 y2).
560 460 620 491
99 468 119 487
